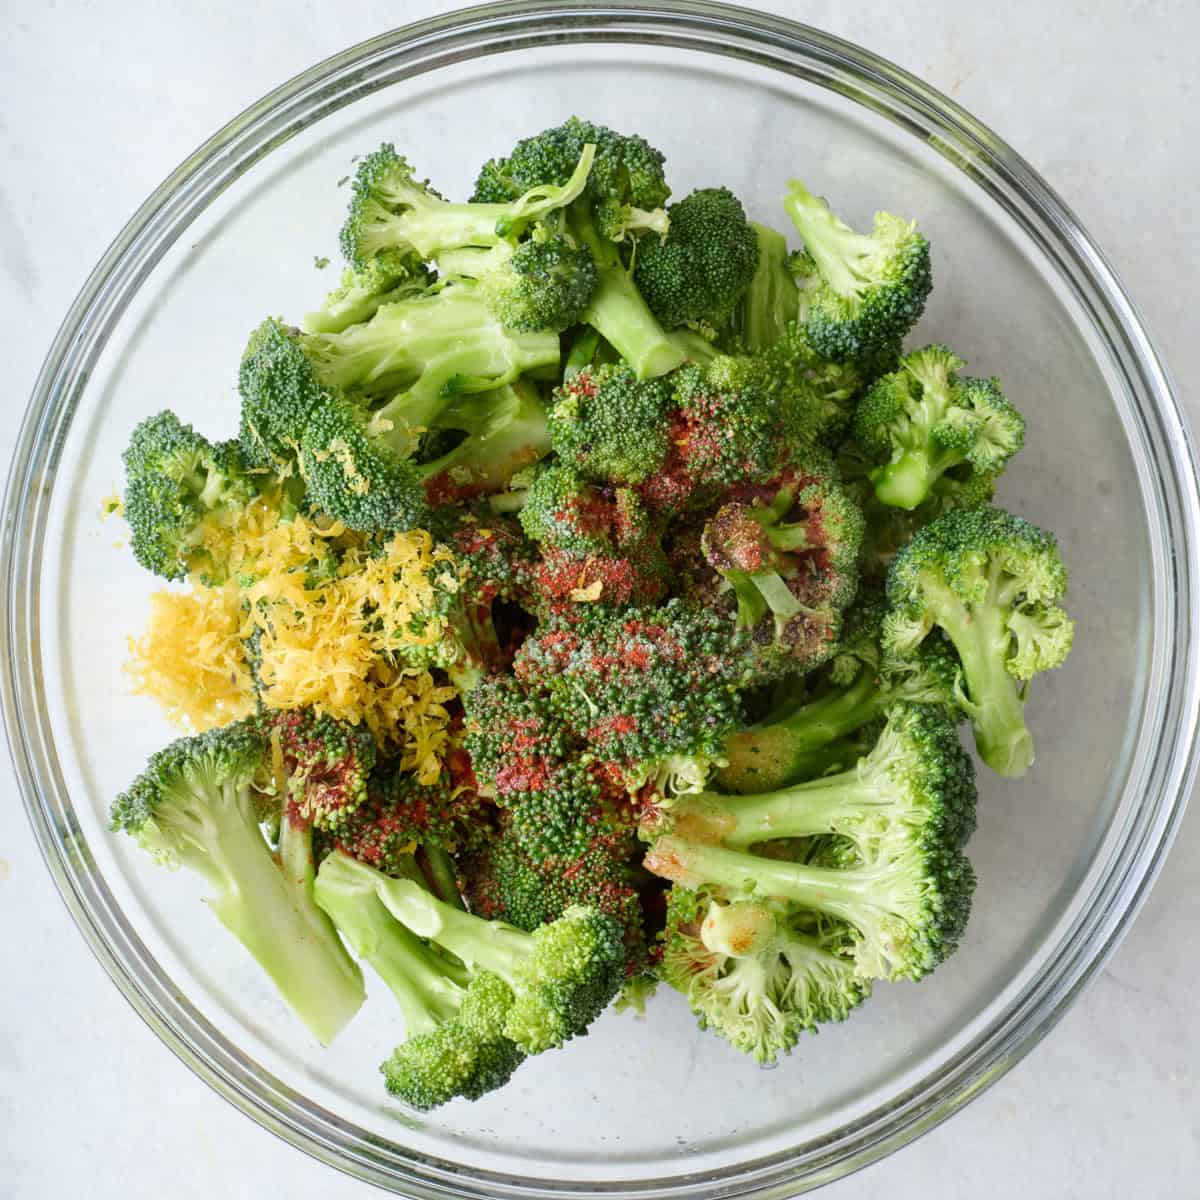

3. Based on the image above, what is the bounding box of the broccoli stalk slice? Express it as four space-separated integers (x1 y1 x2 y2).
569 209 684 380
130 771 364 1045
921 573 1032 776
313 850 466 1037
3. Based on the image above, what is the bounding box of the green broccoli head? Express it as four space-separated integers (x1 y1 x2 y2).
472 117 669 236
548 363 673 484
853 345 1025 510
238 316 333 468
122 410 260 582
340 141 594 268
659 890 871 1063
784 180 932 363
633 186 760 332
884 505 1074 776
380 971 526 1110
374 875 625 1054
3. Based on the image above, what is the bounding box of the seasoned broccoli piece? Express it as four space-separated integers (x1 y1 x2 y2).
884 506 1074 777
659 889 870 1063
121 411 259 582
852 345 1025 510
717 590 961 793
473 118 684 379
340 142 594 268
460 814 653 973
642 705 977 982
784 180 931 362
633 186 760 333
698 457 864 677
110 720 365 1044
548 363 673 484
513 601 750 786
262 708 376 832
302 250 433 335
434 230 597 334
518 465 670 610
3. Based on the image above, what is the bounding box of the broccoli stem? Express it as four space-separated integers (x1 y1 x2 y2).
420 844 467 911
313 850 465 1038
720 668 881 791
193 787 365 1045
376 875 529 985
922 578 1033 776
670 765 888 850
872 447 967 511
569 209 684 380
648 836 894 928
735 222 800 350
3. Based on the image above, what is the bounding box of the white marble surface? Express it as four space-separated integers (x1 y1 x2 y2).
2 2 1198 1196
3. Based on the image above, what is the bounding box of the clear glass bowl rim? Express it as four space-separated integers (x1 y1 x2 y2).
4 3 1199 1196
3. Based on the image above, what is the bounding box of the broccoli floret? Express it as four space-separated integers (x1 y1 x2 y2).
240 290 560 531
121 411 260 582
434 231 597 334
642 704 977 982
519 465 670 610
459 814 653 973
884 506 1074 777
513 601 750 782
725 222 800 351
298 282 560 422
717 591 961 792
783 180 931 362
323 756 485 873
340 142 594 268
110 720 365 1044
698 457 864 677
302 250 433 335
659 890 870 1063
473 118 684 379
548 364 672 484
852 346 1026 510
633 186 759 333
381 971 527 1110
262 708 376 832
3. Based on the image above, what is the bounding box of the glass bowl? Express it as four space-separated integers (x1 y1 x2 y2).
5 3 1199 1195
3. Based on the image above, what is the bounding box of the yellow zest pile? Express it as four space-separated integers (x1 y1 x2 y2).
127 492 460 783
126 585 256 731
